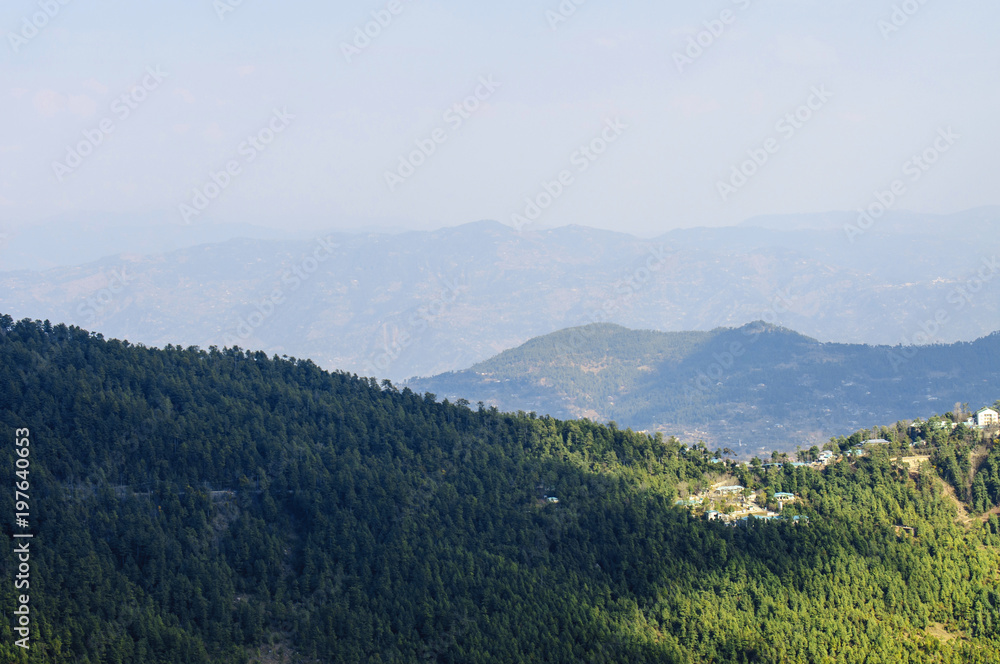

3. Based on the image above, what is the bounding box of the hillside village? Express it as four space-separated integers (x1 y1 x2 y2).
674 480 807 525
675 447 901 525
675 475 817 525
673 450 840 524
673 403 1000 525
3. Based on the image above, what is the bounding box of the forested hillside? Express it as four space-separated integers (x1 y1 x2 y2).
408 322 1000 452
1 315 1000 663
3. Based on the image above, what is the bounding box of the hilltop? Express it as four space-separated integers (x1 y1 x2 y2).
407 322 1000 452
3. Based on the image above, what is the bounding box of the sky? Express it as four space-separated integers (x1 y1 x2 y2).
1 0 998 238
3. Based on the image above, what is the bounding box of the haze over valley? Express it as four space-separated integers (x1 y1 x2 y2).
1 207 996 387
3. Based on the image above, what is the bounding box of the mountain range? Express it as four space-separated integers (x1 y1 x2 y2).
407 322 1000 454
0 207 997 382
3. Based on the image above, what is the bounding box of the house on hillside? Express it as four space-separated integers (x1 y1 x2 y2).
976 408 999 428
818 450 834 463
715 485 744 496
863 438 891 446
774 492 794 501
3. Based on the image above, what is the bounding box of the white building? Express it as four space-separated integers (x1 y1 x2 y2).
976 408 999 427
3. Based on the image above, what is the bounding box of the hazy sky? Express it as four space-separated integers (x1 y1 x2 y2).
1 0 997 237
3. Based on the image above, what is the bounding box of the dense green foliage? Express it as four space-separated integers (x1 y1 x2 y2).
822 411 1000 516
911 418 1000 514
1 315 999 663
408 322 1000 452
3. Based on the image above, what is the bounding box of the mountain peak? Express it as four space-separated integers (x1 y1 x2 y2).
732 320 816 341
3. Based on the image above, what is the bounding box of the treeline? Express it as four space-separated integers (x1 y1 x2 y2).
0 315 999 662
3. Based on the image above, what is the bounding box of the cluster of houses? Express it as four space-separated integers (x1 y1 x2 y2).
762 448 840 470
918 407 1000 431
675 482 806 526
668 403 999 526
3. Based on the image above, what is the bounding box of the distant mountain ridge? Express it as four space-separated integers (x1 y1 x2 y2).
0 207 997 381
407 322 1000 453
